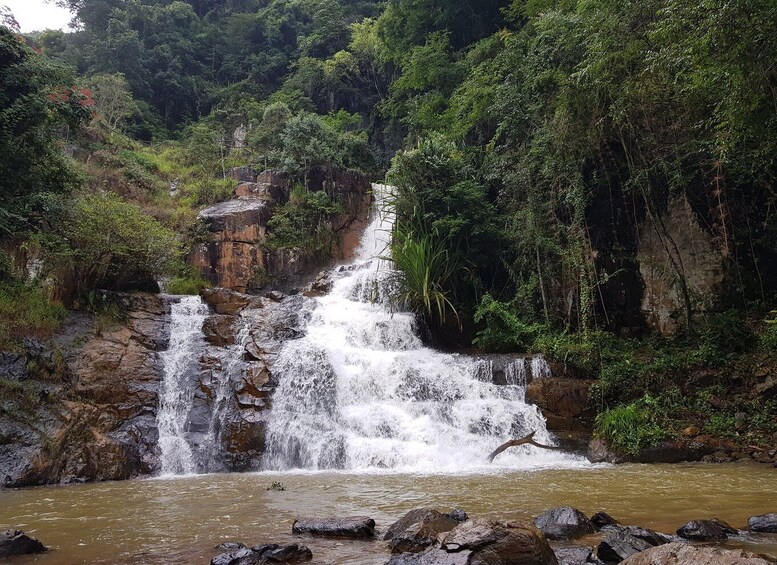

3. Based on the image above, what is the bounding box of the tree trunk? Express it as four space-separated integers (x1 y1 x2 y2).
486 432 559 463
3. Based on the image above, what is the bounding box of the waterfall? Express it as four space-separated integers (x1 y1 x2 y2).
263 185 585 472
156 296 209 475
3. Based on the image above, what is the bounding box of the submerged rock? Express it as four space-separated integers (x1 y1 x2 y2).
675 519 728 541
385 509 460 553
0 530 46 558
555 546 601 565
620 542 772 564
292 516 376 538
534 507 596 540
748 513 777 533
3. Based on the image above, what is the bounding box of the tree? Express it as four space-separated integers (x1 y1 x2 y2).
89 72 136 130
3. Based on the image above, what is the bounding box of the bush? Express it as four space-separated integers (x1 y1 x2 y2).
167 275 210 295
472 294 541 352
594 398 665 456
267 187 342 254
0 281 67 349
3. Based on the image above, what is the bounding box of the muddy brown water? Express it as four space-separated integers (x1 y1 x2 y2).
1 463 776 564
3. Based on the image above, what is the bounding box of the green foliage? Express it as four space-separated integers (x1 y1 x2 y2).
267 187 342 255
473 294 541 352
44 192 180 297
167 274 210 296
594 398 666 456
0 280 67 349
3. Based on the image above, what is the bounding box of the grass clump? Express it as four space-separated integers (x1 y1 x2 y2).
0 281 67 350
594 397 666 456
167 274 211 295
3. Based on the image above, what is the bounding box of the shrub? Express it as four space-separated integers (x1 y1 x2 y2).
472 294 541 352
267 187 342 254
594 398 665 456
0 281 66 349
167 275 211 295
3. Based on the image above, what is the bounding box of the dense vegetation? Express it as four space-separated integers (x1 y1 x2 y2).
1 0 776 451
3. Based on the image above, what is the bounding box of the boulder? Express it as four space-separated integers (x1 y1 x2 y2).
526 378 594 431
587 439 621 464
534 507 596 540
201 288 263 316
385 509 460 554
748 514 777 533
230 166 258 183
292 516 376 538
385 549 471 565
441 519 559 565
675 520 728 541
596 530 654 563
619 542 772 564
0 530 46 558
555 546 600 565
591 512 619 530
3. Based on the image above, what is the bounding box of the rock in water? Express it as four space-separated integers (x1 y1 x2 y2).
590 512 619 530
597 530 653 563
675 519 728 541
385 549 471 565
620 542 772 564
534 507 596 540
748 513 777 533
211 544 312 565
384 509 460 553
555 546 599 565
292 516 375 538
0 530 46 558
440 519 559 565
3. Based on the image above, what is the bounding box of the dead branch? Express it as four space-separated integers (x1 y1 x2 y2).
487 432 560 463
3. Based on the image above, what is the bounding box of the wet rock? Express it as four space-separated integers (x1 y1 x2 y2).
201 288 264 316
675 519 728 541
385 549 471 565
526 378 594 432
534 507 596 540
596 529 654 563
619 542 772 564
555 546 600 565
709 518 739 536
618 526 674 546
216 542 247 551
292 516 376 538
211 544 312 565
448 509 468 522
591 512 619 530
587 439 621 464
0 530 46 558
385 509 460 554
748 513 777 533
203 314 237 346
265 290 286 303
441 519 559 565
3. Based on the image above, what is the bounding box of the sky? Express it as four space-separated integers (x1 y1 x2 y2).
4 0 74 32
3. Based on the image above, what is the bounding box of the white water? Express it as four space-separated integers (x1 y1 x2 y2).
263 185 588 472
157 296 209 476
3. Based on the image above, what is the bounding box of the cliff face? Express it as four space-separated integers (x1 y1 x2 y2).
191 168 372 293
0 293 170 487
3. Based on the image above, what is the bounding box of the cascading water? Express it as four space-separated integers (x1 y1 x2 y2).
263 185 587 472
156 295 209 475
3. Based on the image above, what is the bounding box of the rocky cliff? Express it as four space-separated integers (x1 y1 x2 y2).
191 168 372 293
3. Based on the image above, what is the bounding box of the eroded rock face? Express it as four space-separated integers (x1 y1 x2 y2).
619 542 772 565
292 516 376 538
0 293 169 487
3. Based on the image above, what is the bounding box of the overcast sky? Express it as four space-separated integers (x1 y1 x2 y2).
4 0 73 32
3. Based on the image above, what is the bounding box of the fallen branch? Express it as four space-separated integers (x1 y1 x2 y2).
487 431 559 463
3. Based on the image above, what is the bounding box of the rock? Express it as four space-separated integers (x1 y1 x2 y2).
216 542 248 551
201 288 263 316
0 530 46 558
619 542 772 564
441 519 559 565
265 290 286 303
709 518 739 536
587 439 621 464
748 513 777 533
534 507 596 540
555 546 599 565
618 526 674 546
596 529 654 563
292 516 375 538
591 512 619 529
448 509 468 522
681 426 701 437
203 314 237 346
385 509 460 554
675 519 728 541
385 549 471 565
211 544 312 565
526 378 594 431
230 166 258 183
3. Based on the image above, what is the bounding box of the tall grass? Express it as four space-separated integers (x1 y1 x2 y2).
0 281 67 349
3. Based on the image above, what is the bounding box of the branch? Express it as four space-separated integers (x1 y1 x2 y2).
486 432 560 463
